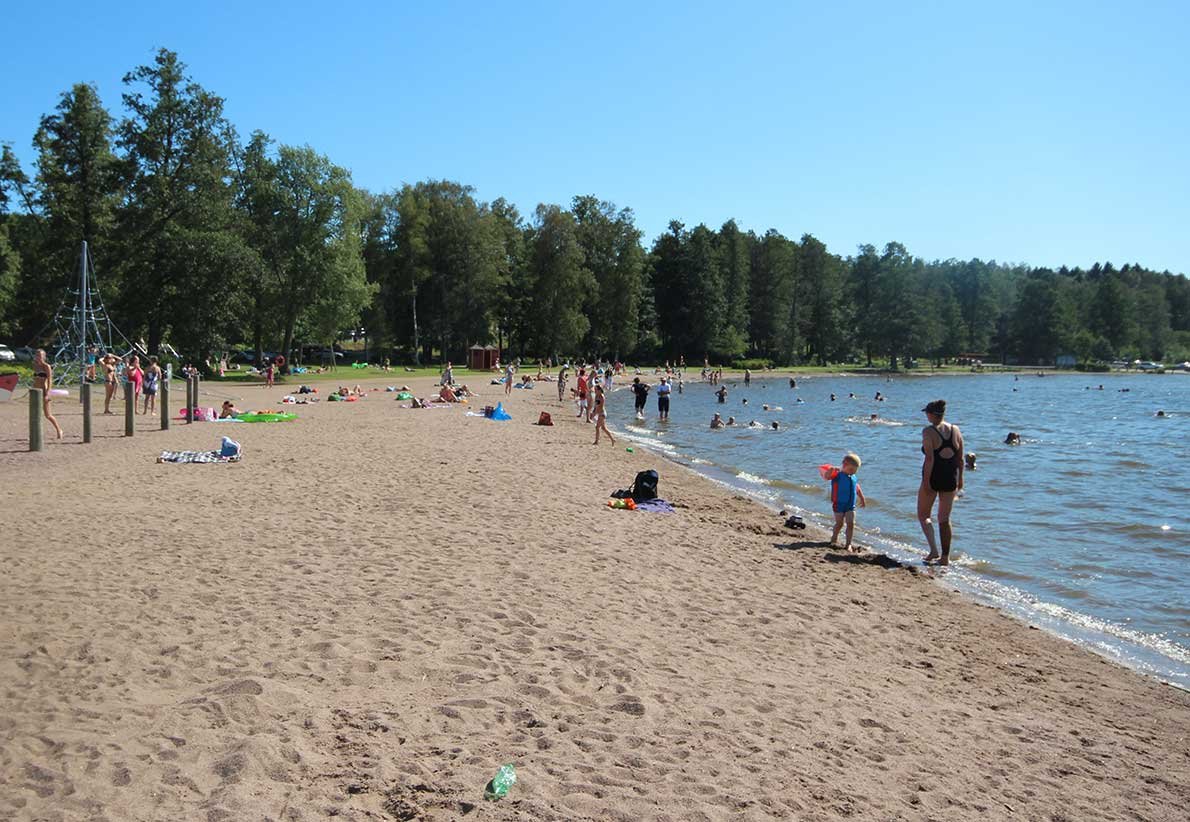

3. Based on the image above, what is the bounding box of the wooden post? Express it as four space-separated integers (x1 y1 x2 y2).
191 376 200 419
161 375 170 430
82 382 93 443
124 382 134 437
29 388 43 452
185 375 194 424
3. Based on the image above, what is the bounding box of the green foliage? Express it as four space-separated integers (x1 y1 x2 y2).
731 358 773 370
523 204 594 356
571 195 644 359
116 48 245 357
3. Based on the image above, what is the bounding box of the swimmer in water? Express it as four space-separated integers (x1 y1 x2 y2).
726 416 736 426
965 452 977 470
771 420 780 430
1004 432 1021 445
710 412 724 429
830 393 836 401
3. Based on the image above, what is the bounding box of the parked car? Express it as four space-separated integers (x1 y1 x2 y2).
0 344 14 362
303 348 344 363
1136 360 1164 371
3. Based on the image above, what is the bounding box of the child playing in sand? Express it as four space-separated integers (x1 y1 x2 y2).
827 453 866 551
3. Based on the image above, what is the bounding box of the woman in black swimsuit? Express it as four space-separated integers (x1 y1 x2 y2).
32 349 63 440
917 399 963 565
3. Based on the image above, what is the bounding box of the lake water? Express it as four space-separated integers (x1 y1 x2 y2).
610 371 1190 689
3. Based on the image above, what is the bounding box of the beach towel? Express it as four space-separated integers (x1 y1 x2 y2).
0 373 18 402
633 498 675 514
157 449 242 464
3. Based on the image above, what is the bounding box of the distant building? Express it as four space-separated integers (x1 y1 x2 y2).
1056 354 1076 368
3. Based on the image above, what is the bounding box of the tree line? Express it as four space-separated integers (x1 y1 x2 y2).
2 49 1187 371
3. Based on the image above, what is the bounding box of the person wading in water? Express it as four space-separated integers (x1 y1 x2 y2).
918 399 963 565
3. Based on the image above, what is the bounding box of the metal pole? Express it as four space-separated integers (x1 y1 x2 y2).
82 382 92 443
29 389 44 452
161 364 170 430
124 382 134 436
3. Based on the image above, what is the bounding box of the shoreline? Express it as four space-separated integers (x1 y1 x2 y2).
614 419 1190 693
2 376 1188 819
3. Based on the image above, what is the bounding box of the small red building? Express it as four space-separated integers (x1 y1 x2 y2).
468 344 500 371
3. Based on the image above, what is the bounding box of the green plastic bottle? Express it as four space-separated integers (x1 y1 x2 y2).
484 764 517 800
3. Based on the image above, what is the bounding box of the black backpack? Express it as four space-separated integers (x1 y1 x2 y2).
631 469 659 501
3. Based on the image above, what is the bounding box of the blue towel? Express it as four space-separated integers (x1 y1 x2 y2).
634 498 675 514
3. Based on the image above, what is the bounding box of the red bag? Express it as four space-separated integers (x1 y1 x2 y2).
537 411 553 426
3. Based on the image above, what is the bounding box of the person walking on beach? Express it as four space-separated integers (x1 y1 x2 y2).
828 453 866 551
576 368 589 419
557 369 567 403
142 356 161 415
441 361 453 386
31 349 63 439
592 384 616 446
505 361 515 396
265 358 275 388
657 376 672 421
918 399 964 565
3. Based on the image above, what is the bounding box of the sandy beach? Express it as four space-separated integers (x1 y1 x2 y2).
1 375 1187 821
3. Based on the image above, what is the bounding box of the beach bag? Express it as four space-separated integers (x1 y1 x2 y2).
537 411 553 426
220 437 241 458
631 470 659 501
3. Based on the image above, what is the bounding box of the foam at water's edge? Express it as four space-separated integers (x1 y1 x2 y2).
617 423 1189 691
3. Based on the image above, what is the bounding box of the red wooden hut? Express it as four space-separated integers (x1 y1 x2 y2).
468 344 500 371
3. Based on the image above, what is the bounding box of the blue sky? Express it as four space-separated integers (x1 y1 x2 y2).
2 1 1187 273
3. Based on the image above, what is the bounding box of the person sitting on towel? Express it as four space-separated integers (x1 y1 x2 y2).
219 400 239 419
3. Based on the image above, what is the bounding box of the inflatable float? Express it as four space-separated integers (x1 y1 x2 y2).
235 411 296 423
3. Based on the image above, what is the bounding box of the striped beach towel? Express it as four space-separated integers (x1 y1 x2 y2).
157 450 242 464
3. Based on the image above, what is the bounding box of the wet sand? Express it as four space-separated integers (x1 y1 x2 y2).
1 375 1187 820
